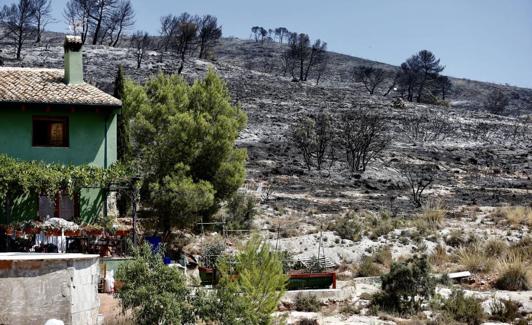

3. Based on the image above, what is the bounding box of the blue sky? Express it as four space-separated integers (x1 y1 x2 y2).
16 0 532 88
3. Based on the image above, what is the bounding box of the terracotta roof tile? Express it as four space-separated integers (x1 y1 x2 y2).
0 67 121 107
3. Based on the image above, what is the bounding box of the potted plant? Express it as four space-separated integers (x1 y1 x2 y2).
64 229 81 237
23 220 41 234
84 225 104 236
115 228 130 237
45 227 61 236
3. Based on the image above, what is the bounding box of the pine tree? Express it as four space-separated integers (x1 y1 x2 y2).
124 70 247 229
198 234 288 324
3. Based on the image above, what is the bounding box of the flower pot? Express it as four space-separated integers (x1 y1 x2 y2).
85 229 103 236
64 230 80 237
46 229 61 236
24 226 40 235
199 267 218 286
115 229 130 237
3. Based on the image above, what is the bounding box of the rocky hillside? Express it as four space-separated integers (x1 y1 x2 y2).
2 31 532 324
1 34 530 215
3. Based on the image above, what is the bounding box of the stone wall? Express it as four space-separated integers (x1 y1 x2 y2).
0 254 100 325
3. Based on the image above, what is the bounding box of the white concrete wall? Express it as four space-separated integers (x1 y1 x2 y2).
0 254 100 325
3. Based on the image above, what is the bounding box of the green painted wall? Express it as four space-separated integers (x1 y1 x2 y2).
0 107 117 167
0 106 118 224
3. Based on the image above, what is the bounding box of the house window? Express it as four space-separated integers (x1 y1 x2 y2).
33 116 69 147
38 192 76 220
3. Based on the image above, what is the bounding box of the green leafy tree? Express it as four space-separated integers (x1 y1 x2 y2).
372 255 436 315
114 65 131 162
115 242 194 325
198 234 288 324
123 70 247 230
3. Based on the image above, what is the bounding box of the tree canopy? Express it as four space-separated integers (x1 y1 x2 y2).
123 70 247 229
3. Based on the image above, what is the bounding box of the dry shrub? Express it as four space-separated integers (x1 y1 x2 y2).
445 229 475 247
373 246 393 267
330 212 362 241
294 293 320 312
357 256 382 277
367 214 395 239
339 302 360 315
493 206 532 226
296 318 319 325
454 244 494 273
495 253 530 291
484 238 509 258
489 298 522 322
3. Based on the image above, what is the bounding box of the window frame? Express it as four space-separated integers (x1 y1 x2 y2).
32 116 70 148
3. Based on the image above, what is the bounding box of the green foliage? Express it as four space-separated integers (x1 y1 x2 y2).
371 255 435 315
201 238 225 268
440 290 484 325
115 242 193 325
0 154 128 221
489 299 521 323
296 318 319 325
225 191 256 230
114 65 131 162
495 266 530 291
331 212 362 241
197 234 288 324
294 293 321 312
124 70 247 228
357 256 382 277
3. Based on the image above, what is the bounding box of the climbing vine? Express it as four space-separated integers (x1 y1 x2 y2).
0 154 129 202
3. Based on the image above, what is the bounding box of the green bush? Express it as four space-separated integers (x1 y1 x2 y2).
495 267 530 291
489 299 521 323
295 294 321 312
371 255 435 315
296 318 319 325
200 239 226 268
440 290 484 325
357 256 382 277
225 191 256 230
115 242 193 324
331 213 362 241
368 215 394 239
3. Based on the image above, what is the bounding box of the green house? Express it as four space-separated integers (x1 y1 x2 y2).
0 36 121 224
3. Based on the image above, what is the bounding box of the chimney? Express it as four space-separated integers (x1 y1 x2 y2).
64 35 84 85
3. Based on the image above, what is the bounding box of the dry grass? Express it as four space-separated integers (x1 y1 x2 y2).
419 199 447 229
509 236 532 260
413 200 447 236
454 244 495 273
373 245 393 268
493 206 532 226
495 253 531 291
484 238 509 258
429 244 449 267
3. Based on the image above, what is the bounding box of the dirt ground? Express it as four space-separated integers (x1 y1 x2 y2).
99 293 132 325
